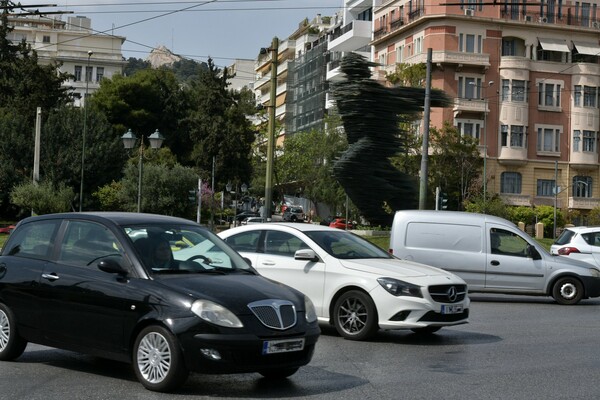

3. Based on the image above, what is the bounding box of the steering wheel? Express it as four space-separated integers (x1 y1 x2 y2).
186 255 211 264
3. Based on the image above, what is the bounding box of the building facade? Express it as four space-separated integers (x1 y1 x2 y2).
372 0 600 219
8 15 126 107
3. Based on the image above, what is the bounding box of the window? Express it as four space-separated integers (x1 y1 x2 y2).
223 231 260 253
584 86 597 107
74 65 82 81
42 35 50 43
501 124 508 146
96 67 104 82
489 228 529 258
573 176 593 197
264 231 309 257
458 76 481 99
537 179 556 196
583 130 596 152
501 172 522 194
58 221 123 267
85 66 93 82
501 79 510 101
511 80 526 101
538 82 561 107
4 220 60 259
396 45 404 63
537 127 560 152
459 33 482 53
574 130 581 151
574 85 582 106
510 125 525 147
502 39 516 56
415 37 423 54
456 121 481 139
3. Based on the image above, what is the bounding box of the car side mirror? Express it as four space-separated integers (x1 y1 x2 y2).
294 249 319 262
527 244 542 260
243 257 252 267
98 258 128 275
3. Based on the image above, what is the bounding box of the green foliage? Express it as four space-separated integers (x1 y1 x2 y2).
186 58 255 187
10 181 74 215
386 63 426 87
464 194 510 219
168 58 208 84
586 207 600 225
93 181 125 211
508 206 536 227
123 57 152 76
534 205 564 238
277 113 348 212
430 122 482 210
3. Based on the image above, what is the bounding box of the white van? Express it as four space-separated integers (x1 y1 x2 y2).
389 210 600 305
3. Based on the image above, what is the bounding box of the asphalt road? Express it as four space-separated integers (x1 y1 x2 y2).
2 294 599 400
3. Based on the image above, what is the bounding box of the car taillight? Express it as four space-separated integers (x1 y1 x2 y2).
558 247 580 255
388 248 393 254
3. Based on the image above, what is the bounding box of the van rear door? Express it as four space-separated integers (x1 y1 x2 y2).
485 224 545 291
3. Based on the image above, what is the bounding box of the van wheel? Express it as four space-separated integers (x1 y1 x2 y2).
0 303 28 361
133 325 189 392
552 277 584 305
333 291 378 340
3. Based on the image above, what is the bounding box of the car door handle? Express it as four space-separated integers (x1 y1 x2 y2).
490 260 500 266
42 273 60 281
261 261 276 266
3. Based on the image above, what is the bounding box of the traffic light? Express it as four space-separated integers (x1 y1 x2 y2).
438 192 448 210
188 189 197 204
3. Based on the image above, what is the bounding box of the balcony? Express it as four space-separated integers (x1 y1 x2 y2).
498 147 528 165
453 98 487 113
500 194 532 206
570 151 599 170
405 50 490 69
568 197 600 209
328 20 372 53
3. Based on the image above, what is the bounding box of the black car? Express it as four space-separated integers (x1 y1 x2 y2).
0 212 319 392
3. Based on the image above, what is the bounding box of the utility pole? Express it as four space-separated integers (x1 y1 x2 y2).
263 37 278 221
419 48 433 209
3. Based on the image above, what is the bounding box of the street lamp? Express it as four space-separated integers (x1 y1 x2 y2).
226 182 248 226
79 50 93 211
121 129 165 213
260 37 279 221
470 80 494 212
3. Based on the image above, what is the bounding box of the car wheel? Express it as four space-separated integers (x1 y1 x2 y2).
552 277 584 305
333 290 378 340
259 367 299 379
133 325 189 392
411 326 442 335
0 303 28 361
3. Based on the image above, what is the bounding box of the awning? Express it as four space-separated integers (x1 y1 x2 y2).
538 38 570 53
573 41 600 56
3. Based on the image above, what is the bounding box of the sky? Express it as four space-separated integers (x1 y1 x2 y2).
35 0 344 75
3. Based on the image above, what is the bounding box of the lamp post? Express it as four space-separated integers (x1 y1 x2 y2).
121 129 165 213
226 182 248 226
79 50 93 211
261 37 279 221
470 80 494 212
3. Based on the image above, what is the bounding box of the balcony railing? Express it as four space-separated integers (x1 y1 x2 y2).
499 8 598 29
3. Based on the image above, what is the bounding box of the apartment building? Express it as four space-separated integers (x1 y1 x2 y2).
8 15 126 107
372 0 600 219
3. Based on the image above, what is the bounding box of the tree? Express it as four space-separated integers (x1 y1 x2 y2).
186 58 255 187
277 114 347 213
123 57 152 77
10 181 74 215
386 63 427 87
429 122 483 210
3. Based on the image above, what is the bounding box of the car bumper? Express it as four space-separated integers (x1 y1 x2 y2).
178 325 320 374
371 286 470 330
582 276 600 298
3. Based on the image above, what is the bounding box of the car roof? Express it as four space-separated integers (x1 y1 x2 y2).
562 226 600 233
220 222 339 234
18 212 197 227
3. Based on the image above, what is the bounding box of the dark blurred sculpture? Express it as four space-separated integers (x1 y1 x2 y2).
331 53 450 227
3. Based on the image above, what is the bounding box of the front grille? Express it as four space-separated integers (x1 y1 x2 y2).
418 309 469 323
428 284 467 303
248 299 297 330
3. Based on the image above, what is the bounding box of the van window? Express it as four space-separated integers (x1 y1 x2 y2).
405 222 481 252
489 228 529 257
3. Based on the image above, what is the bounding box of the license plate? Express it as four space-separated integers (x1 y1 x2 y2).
441 304 464 314
262 338 305 355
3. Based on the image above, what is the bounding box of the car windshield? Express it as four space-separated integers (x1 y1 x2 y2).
304 230 392 260
122 224 254 274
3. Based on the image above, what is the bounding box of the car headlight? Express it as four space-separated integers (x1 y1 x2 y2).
304 296 318 323
590 268 600 278
191 300 243 328
377 277 423 298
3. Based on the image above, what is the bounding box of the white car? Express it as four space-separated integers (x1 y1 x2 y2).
551 226 600 267
218 223 469 340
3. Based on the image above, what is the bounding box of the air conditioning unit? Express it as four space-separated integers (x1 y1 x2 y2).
524 15 533 22
539 16 548 23
592 21 600 28
464 9 474 17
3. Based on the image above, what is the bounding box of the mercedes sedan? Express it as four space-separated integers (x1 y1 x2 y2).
0 213 319 392
219 223 469 341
